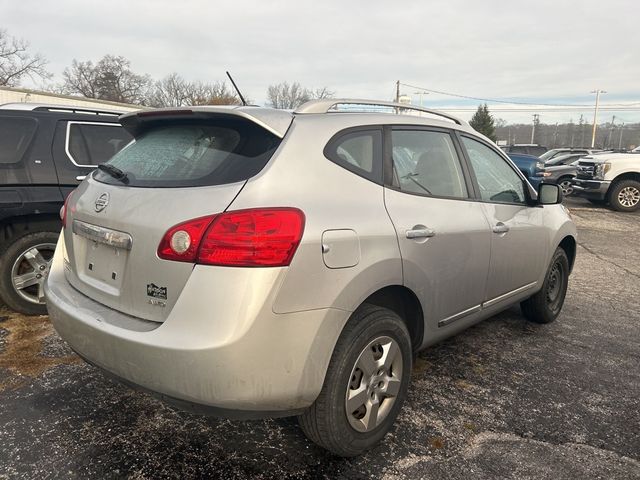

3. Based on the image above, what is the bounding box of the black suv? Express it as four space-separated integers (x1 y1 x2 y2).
0 103 133 315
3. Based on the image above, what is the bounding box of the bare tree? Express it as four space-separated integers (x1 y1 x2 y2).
0 29 50 86
62 55 152 104
312 87 335 100
184 80 240 106
267 82 334 109
148 73 240 107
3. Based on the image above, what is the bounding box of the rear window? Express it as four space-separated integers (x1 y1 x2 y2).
93 119 281 187
67 122 133 166
0 116 37 164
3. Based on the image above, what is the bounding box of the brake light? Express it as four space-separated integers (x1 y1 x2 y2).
157 208 305 267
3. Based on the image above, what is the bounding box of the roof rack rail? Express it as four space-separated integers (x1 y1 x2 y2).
0 102 125 116
294 99 467 126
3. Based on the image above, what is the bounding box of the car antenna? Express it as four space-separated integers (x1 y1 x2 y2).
226 71 247 106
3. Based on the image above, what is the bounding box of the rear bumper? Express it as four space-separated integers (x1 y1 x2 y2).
45 238 348 417
570 178 610 200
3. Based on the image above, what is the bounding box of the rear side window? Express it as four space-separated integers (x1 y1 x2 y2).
324 129 382 183
391 130 468 198
67 122 133 166
0 116 37 164
94 119 281 187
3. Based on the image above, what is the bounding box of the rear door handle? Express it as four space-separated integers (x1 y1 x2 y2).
406 227 436 239
492 222 510 234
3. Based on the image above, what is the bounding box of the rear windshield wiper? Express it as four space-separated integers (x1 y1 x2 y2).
97 164 129 184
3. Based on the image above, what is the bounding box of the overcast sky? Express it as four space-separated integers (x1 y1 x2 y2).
2 0 639 123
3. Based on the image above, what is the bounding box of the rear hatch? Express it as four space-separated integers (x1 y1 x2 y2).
62 108 291 322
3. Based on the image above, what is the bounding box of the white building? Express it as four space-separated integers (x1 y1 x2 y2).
0 86 142 112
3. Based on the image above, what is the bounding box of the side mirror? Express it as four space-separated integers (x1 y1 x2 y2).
538 183 562 205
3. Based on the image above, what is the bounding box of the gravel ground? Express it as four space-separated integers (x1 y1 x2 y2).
0 197 638 479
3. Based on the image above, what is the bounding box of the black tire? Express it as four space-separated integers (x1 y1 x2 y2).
557 176 574 196
587 199 607 206
0 231 59 315
298 304 412 457
608 179 640 212
521 247 569 324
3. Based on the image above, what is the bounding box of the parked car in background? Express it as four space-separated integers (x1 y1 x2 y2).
539 148 599 162
0 103 133 314
502 144 548 157
543 153 588 195
507 152 547 189
571 152 640 211
46 99 576 457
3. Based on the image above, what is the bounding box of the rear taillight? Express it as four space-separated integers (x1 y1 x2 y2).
157 208 305 267
157 215 217 262
60 192 73 229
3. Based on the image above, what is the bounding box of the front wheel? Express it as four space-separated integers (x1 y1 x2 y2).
521 247 569 324
608 179 640 212
0 232 59 315
558 177 574 196
298 305 412 457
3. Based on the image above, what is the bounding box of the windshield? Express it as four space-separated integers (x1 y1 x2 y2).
539 150 564 162
93 119 280 188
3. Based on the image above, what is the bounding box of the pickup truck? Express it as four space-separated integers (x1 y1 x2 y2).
571 152 640 212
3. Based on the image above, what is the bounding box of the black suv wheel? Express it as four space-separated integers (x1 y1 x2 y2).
0 231 59 315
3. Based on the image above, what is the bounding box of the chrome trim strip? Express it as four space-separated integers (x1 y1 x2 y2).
482 281 537 309
64 121 126 168
438 304 482 327
72 220 133 251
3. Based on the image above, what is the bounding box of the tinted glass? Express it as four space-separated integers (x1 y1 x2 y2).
462 136 526 204
94 120 280 187
325 129 382 182
0 116 37 164
392 130 468 198
68 123 133 166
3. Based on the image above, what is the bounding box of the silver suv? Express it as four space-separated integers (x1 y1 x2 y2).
45 100 577 456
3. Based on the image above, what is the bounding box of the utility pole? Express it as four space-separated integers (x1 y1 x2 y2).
590 89 607 148
607 115 616 149
530 114 539 144
413 90 428 107
395 80 400 103
618 123 625 150
553 122 559 148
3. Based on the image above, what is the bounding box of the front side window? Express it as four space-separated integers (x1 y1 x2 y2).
0 116 37 164
391 130 468 198
462 136 526 204
67 123 133 166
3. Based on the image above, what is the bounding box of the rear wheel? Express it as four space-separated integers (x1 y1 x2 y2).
0 232 58 315
608 179 640 212
521 247 569 324
298 305 412 457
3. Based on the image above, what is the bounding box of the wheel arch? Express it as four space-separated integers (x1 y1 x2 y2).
359 285 424 352
0 214 61 251
558 235 577 273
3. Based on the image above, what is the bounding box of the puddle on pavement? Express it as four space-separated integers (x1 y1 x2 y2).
0 308 79 391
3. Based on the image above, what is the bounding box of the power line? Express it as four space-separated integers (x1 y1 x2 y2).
398 82 640 108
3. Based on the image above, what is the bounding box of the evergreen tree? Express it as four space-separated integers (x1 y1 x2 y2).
469 103 497 142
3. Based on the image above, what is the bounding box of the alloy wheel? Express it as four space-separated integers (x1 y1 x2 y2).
618 186 640 208
11 243 56 305
559 180 573 196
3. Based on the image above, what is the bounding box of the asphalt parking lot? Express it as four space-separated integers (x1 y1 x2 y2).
0 197 638 479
